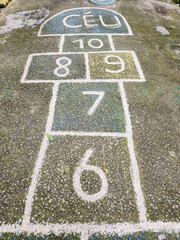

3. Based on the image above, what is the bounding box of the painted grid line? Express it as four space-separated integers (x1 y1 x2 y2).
21 79 146 84
118 82 147 222
20 51 146 84
59 34 65 53
85 52 91 80
22 83 59 226
49 131 127 137
0 222 180 235
108 35 115 51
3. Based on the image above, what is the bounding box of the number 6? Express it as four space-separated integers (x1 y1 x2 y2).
73 149 108 202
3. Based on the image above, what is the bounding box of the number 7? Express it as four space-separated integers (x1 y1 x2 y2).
82 91 105 116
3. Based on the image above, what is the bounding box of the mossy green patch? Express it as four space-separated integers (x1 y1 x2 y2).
173 0 180 4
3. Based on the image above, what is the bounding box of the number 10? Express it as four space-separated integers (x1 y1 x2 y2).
73 38 104 49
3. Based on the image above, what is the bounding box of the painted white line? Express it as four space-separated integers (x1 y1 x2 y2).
38 7 133 37
49 131 127 137
24 50 137 55
22 83 59 226
81 230 89 240
22 79 145 83
118 82 147 223
73 148 108 202
132 51 146 82
0 222 180 235
21 55 33 83
85 53 91 80
38 33 133 37
59 35 65 53
46 83 59 132
108 35 115 51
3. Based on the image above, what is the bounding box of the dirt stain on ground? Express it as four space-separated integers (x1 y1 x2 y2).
153 3 168 15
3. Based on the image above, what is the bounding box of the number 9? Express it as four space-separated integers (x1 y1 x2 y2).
104 55 125 74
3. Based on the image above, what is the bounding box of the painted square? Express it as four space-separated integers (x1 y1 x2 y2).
62 35 112 52
52 82 126 133
31 136 138 224
24 54 86 81
89 52 141 80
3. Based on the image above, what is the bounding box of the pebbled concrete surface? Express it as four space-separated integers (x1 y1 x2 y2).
0 0 179 238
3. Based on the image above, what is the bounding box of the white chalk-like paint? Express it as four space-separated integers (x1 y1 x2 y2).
54 57 72 77
59 35 65 53
88 38 104 49
99 15 121 28
49 131 127 137
85 53 91 81
38 8 133 37
118 82 147 222
108 35 115 51
22 79 145 84
14 15 179 240
73 149 108 202
63 14 82 28
21 51 145 83
73 39 85 49
0 222 180 235
22 83 59 225
82 91 105 116
83 12 98 28
21 55 33 83
105 55 125 73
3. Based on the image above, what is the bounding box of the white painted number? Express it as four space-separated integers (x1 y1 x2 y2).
73 39 84 49
73 149 108 202
105 55 125 73
72 38 104 49
54 57 72 77
88 38 104 49
82 91 105 116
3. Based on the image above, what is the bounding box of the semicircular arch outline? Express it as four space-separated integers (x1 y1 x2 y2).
38 7 133 36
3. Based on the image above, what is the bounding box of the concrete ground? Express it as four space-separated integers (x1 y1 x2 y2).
0 0 179 239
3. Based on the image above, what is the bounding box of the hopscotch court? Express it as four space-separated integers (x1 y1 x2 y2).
1 7 179 240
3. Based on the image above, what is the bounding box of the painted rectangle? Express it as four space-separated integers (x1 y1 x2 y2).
52 82 126 133
62 35 112 52
21 53 86 82
21 51 145 83
31 136 138 224
89 52 143 80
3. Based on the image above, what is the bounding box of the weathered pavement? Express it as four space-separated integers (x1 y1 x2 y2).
0 0 180 239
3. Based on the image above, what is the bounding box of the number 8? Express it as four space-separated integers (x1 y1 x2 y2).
54 57 72 77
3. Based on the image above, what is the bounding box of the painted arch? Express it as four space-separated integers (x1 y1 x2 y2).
38 8 133 36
